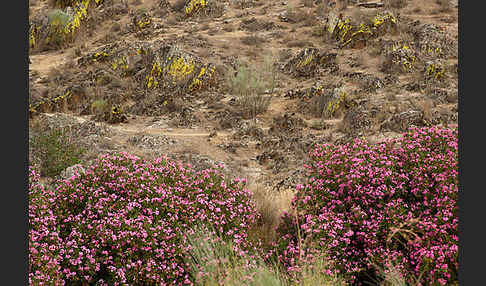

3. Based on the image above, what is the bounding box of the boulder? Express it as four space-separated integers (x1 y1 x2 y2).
283 48 337 77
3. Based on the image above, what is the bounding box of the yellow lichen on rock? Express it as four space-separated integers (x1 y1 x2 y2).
188 65 216 92
371 11 397 36
30 0 94 51
185 0 208 17
165 56 196 83
324 88 347 118
383 40 417 72
424 61 445 81
325 10 397 49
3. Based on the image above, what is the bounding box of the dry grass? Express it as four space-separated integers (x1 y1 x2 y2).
248 185 295 246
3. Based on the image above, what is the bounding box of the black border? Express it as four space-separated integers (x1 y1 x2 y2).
16 1 472 285
458 1 482 286
6 0 29 284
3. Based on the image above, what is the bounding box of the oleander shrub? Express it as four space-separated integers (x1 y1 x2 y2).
29 167 65 285
270 126 458 286
28 152 259 285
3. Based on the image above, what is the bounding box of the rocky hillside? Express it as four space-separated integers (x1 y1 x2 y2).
28 0 458 190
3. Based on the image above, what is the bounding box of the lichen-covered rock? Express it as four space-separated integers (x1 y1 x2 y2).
322 86 348 118
341 106 373 135
306 85 349 118
283 48 337 77
30 0 97 52
132 11 152 31
382 40 417 72
94 104 128 123
381 110 425 132
344 72 387 92
328 14 373 48
79 41 153 77
359 74 386 92
145 45 216 94
413 23 457 59
29 87 88 118
51 0 103 9
325 10 397 49
370 11 398 37
424 60 446 82
183 0 224 18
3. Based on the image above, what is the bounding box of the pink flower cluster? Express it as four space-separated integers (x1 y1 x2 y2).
29 153 259 285
271 127 458 285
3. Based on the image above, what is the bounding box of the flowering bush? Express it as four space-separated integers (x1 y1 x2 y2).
271 126 458 285
29 167 65 285
28 152 259 285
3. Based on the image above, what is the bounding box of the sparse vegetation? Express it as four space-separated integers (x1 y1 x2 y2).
46 9 73 47
227 55 277 119
29 127 86 177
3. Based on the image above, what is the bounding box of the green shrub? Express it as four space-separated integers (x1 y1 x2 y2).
90 99 110 115
29 127 85 177
47 9 73 48
227 55 277 119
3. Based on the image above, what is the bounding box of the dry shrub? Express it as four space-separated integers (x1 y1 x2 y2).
436 0 452 12
286 7 308 23
315 0 329 18
223 24 234 32
172 0 186 12
287 39 314 48
351 8 375 26
301 0 314 8
384 0 407 9
166 14 179 25
241 34 266 46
